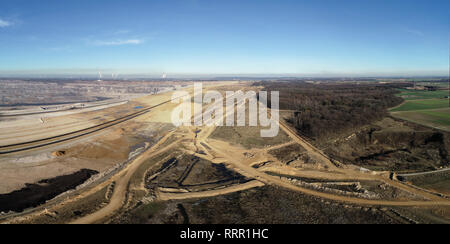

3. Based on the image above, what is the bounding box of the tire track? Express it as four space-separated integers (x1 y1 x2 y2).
0 97 179 155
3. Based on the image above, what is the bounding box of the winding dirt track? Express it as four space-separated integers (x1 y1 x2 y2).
201 136 450 207
398 168 450 177
275 120 446 201
158 180 265 201
70 130 178 224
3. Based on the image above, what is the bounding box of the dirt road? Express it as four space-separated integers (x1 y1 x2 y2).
398 168 450 177
158 180 265 201
203 139 450 207
70 130 177 224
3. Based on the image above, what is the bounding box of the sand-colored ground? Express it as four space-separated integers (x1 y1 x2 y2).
2 81 450 224
157 180 265 201
0 86 195 194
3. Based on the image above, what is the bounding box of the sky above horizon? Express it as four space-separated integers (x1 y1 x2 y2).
0 0 449 77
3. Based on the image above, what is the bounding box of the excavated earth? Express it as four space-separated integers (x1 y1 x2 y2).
323 118 450 172
0 169 98 213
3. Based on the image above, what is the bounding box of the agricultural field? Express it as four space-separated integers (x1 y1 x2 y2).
390 89 450 132
395 89 449 101
390 99 449 112
417 83 449 88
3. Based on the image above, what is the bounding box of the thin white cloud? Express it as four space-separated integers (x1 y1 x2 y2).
92 39 144 46
113 30 131 35
404 28 424 36
43 46 73 52
0 19 12 27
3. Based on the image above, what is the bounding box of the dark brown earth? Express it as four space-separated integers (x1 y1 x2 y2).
323 118 450 172
145 155 249 192
0 169 98 213
113 186 404 224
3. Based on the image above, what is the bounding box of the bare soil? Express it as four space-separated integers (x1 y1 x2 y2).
323 118 450 172
116 186 403 224
0 169 98 213
210 125 291 149
146 154 249 192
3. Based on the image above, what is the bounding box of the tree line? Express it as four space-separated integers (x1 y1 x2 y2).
254 81 405 140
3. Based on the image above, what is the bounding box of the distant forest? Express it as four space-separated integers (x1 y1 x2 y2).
255 81 406 140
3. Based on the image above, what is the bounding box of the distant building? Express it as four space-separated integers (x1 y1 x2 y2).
424 86 438 91
407 86 424 90
407 85 438 91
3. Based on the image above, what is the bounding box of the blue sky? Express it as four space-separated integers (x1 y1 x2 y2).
0 0 449 77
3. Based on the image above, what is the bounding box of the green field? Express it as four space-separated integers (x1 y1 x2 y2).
420 109 450 124
391 108 450 132
390 89 450 132
416 82 450 88
395 89 449 101
390 99 449 112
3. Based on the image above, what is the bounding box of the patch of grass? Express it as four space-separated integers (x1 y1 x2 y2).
391 99 449 112
391 108 450 132
420 109 450 125
396 89 449 101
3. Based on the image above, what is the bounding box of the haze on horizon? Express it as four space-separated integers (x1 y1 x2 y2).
0 0 449 77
